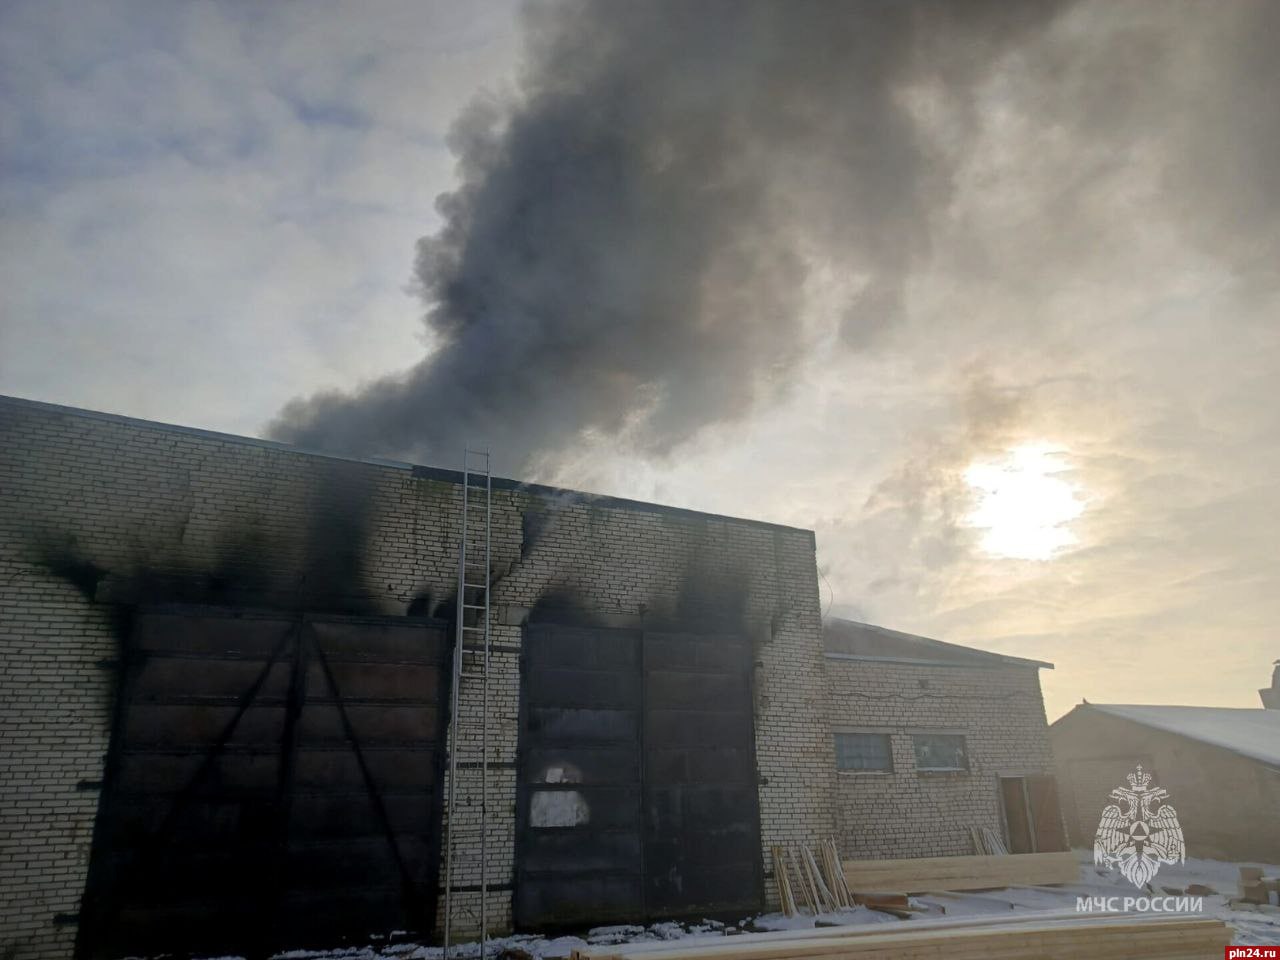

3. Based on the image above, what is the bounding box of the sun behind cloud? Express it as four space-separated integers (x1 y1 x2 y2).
964 444 1086 561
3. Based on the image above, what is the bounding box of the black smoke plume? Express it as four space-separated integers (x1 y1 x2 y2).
268 0 1071 472
270 0 1280 474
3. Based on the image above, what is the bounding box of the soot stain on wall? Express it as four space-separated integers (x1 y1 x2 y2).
25 532 131 718
26 460 391 618
31 531 108 604
299 462 376 609
528 586 603 626
670 515 752 627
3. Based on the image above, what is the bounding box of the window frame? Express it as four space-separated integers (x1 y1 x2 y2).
833 730 895 774
910 731 970 773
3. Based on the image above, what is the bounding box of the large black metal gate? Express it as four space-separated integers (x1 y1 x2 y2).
641 631 761 917
79 607 451 959
514 624 761 929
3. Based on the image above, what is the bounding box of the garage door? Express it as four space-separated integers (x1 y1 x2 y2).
514 624 761 929
78 607 451 959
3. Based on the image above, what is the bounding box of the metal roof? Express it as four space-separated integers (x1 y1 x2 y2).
823 617 1054 669
1064 703 1280 768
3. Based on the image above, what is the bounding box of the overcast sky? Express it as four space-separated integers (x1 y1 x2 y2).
2 0 1277 721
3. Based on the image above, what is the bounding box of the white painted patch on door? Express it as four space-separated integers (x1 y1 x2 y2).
530 789 591 827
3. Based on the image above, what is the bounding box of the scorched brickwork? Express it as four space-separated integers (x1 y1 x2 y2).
0 396 831 959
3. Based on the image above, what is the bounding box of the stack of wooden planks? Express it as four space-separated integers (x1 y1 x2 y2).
772 840 854 916
572 911 1231 960
840 851 1078 894
968 825 1008 855
1239 866 1280 904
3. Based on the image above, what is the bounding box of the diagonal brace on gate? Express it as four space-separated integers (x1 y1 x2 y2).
145 628 295 850
311 633 418 912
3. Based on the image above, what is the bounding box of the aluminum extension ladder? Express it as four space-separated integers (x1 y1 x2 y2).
443 448 492 959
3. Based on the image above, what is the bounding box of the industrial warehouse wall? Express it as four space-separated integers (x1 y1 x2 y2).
1051 710 1280 863
825 659 1056 859
0 396 831 960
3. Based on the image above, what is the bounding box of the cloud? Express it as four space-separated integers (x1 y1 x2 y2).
0 0 519 436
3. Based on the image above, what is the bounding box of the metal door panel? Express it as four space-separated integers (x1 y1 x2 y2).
515 623 761 929
78 608 451 959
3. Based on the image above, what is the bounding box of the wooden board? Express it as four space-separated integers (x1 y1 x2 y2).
840 852 1079 893
1027 775 1068 852
572 910 1218 960
599 916 1229 960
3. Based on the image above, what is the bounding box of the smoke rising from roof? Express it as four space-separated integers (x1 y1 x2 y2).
266 0 1069 471
268 0 1280 475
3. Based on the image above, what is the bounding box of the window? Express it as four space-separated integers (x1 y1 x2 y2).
834 732 893 772
912 733 968 772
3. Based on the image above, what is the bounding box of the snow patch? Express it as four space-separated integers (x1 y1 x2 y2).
749 906 893 930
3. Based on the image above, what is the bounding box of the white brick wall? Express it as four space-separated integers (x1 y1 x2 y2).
825 658 1054 860
0 573 114 960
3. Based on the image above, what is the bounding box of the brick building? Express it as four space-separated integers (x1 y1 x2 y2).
0 396 1060 960
824 619 1065 860
1051 703 1280 863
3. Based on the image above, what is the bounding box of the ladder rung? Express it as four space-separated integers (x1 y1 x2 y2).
461 625 487 632
463 603 486 611
463 582 488 590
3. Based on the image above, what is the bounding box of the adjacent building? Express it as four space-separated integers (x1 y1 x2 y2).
824 618 1065 860
1051 702 1280 863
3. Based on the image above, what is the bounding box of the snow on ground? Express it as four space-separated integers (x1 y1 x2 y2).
1069 848 1280 946
747 906 895 931
193 852 1280 960
898 850 1280 945
255 918 739 960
